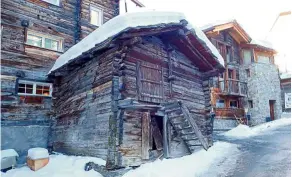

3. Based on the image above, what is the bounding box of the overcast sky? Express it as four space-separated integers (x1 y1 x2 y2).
122 0 291 72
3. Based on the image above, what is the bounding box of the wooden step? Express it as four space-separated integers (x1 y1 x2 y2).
168 114 184 119
184 137 199 141
171 119 187 125
176 125 192 130
178 129 195 134
181 134 198 140
185 139 201 146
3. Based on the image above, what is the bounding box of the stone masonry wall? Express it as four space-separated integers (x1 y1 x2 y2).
240 63 282 125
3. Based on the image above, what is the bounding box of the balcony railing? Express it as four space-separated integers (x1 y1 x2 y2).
215 108 245 118
218 79 247 96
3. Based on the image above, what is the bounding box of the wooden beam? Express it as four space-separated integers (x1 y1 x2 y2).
142 111 150 160
163 114 170 158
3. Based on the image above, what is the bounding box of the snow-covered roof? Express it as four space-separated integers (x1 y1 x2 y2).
49 11 224 74
250 39 275 50
280 72 291 80
200 19 235 31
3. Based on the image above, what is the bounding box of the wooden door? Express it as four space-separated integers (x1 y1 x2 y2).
269 100 275 121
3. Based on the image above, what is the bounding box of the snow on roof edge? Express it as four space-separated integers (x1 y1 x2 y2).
250 39 275 50
200 19 235 31
49 11 224 74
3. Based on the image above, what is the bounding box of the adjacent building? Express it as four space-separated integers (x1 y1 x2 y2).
280 72 291 112
202 20 282 130
1 0 143 163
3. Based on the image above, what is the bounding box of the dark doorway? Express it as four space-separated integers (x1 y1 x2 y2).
151 116 163 150
269 100 275 121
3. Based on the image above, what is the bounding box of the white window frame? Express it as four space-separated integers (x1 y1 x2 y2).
90 5 103 26
41 0 60 6
26 30 64 52
17 80 53 97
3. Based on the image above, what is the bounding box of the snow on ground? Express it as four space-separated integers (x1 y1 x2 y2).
2 154 105 177
122 142 239 177
27 148 49 160
223 116 291 139
1 149 19 158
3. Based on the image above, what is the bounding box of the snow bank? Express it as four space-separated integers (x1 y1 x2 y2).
27 148 49 160
1 149 19 159
49 11 224 74
122 142 239 177
223 117 291 139
2 154 105 177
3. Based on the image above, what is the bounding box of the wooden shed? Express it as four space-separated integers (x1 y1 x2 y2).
48 11 225 169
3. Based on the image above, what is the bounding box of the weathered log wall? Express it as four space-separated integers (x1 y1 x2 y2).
1 0 119 161
51 49 115 159
118 36 209 166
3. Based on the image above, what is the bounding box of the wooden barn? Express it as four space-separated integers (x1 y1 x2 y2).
48 11 225 169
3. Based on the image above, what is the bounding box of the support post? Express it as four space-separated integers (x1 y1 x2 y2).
163 114 170 158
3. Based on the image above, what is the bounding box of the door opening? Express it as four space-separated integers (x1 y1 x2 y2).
151 115 163 151
269 100 275 121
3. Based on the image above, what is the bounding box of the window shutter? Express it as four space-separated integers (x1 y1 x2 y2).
137 61 164 103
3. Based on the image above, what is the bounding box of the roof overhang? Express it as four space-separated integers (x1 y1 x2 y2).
49 11 225 76
203 20 252 44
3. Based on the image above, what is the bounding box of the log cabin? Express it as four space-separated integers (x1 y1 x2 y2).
1 0 144 163
202 20 281 129
48 11 225 169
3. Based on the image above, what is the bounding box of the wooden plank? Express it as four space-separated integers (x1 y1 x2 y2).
163 114 170 158
151 117 163 151
141 111 150 159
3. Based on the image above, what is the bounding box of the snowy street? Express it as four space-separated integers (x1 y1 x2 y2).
2 118 290 177
214 124 291 177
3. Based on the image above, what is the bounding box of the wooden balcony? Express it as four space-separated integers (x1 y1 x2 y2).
217 79 247 96
215 108 245 118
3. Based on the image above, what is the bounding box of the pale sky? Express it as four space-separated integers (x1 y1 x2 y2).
121 0 292 72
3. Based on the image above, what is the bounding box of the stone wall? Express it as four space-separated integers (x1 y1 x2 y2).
240 63 282 125
213 119 238 131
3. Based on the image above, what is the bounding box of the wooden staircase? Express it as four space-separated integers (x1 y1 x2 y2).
162 101 209 153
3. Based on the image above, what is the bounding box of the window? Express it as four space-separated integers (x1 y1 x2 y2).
41 0 60 6
18 80 52 97
216 99 225 108
90 6 103 26
226 46 232 63
257 55 270 64
248 100 253 108
228 69 233 79
26 31 63 52
243 50 252 65
230 100 238 108
246 69 250 77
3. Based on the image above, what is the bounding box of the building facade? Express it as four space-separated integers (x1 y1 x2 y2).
202 20 282 130
1 0 123 163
